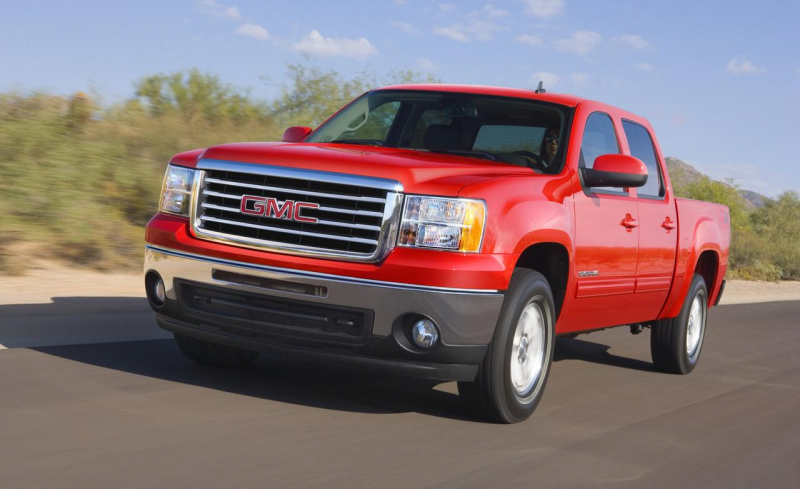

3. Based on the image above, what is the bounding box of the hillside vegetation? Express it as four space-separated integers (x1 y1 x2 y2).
0 67 797 280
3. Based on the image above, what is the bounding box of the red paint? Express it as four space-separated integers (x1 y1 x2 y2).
149 84 730 335
592 154 647 175
281 126 312 143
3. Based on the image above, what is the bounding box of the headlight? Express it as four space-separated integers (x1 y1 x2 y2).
398 196 486 252
159 165 195 216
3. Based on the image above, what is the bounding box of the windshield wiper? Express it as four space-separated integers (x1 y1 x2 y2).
330 139 384 147
427 149 497 161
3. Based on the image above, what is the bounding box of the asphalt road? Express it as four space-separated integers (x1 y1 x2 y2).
1 299 798 488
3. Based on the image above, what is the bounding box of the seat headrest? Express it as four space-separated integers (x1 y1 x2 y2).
423 124 458 151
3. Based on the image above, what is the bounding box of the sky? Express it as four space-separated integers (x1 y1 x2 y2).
2 0 799 197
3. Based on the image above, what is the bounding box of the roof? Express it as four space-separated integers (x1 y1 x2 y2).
375 84 586 108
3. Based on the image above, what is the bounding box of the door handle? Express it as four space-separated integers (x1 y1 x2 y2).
621 214 639 231
661 217 676 231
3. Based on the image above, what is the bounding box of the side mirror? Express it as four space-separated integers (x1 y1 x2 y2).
581 154 648 188
281 126 313 143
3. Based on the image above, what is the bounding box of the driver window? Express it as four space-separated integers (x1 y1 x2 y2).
580 113 619 169
580 112 621 193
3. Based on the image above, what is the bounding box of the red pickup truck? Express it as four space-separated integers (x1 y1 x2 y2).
144 84 730 423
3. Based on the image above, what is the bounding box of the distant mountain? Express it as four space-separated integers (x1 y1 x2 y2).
665 157 706 191
664 157 770 208
739 189 772 208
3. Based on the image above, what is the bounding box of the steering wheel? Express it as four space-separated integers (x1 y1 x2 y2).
514 150 547 169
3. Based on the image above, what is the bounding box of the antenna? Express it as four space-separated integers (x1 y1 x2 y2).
535 81 546 94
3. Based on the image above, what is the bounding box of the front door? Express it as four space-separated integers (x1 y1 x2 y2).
562 112 639 332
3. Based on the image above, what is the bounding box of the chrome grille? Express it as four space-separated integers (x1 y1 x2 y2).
191 160 403 262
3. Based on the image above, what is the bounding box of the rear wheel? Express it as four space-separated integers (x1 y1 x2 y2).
651 273 708 374
174 333 259 368
458 269 556 423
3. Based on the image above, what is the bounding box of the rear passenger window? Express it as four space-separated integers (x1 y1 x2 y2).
622 120 663 198
472 125 545 153
580 113 619 169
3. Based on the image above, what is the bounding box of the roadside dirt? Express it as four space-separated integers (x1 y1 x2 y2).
1 263 798 306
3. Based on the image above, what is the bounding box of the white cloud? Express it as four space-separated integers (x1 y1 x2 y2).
439 3 457 12
390 21 420 36
523 0 564 18
222 6 240 19
293 30 378 58
433 5 508 42
554 31 601 56
636 62 655 73
569 72 588 86
394 0 407 4
481 4 509 19
417 57 438 72
434 25 470 42
516 34 544 46
611 34 651 50
531 71 560 89
235 23 269 40
727 57 766 75
198 0 241 20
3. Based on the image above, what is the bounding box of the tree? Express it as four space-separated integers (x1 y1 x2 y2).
268 63 440 129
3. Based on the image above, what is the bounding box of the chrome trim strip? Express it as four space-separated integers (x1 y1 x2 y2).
145 245 501 295
200 203 382 231
199 215 380 245
203 191 385 217
197 159 404 193
204 177 387 204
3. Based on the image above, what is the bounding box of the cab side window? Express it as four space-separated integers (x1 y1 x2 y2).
622 120 663 198
580 113 619 169
580 113 620 191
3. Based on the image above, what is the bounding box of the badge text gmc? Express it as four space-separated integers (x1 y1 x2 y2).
144 84 730 423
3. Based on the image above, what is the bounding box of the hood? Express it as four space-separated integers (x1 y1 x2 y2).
186 142 535 196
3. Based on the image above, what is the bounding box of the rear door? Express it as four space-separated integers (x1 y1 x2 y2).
622 120 678 322
566 112 639 331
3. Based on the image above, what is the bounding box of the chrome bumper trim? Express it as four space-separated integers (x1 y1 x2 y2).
144 245 501 294
144 245 505 345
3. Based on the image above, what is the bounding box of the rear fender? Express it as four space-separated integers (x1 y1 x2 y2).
659 217 722 318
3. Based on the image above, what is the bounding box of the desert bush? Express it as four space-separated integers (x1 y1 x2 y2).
0 66 437 273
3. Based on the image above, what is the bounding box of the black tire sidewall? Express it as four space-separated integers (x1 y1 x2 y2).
488 269 556 422
677 274 708 373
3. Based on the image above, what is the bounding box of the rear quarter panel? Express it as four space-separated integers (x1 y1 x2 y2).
659 198 730 318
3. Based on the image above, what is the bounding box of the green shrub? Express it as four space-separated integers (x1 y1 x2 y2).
0 66 438 274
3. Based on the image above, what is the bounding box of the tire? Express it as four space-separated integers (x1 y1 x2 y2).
651 273 708 374
458 269 556 423
174 333 259 368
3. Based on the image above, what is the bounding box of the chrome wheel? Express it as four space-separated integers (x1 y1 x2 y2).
510 300 546 399
686 294 705 359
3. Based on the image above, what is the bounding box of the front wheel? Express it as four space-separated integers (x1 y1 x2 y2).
651 273 708 374
458 269 556 423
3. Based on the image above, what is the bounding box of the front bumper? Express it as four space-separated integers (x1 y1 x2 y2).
144 245 505 381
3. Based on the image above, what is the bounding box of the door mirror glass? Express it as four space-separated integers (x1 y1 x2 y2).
281 126 313 143
581 154 648 188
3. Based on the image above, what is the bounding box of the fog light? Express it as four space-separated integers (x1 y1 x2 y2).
145 272 166 308
411 319 439 349
155 278 166 303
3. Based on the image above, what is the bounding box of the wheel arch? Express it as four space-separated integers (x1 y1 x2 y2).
514 242 570 321
695 249 719 301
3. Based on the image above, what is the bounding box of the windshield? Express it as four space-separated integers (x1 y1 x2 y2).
306 90 567 173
